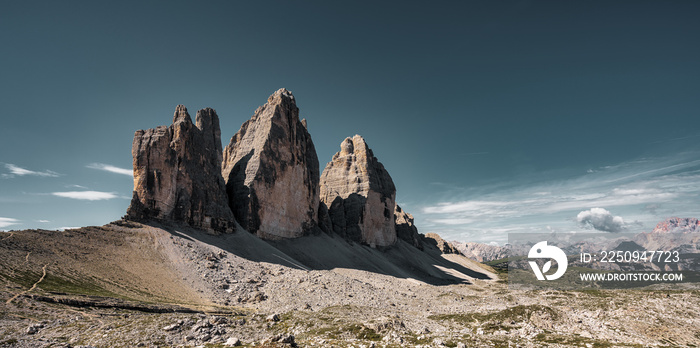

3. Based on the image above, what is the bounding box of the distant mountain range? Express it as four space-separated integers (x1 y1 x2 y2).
455 217 700 263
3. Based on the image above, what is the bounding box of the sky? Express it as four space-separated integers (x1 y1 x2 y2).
1 1 699 244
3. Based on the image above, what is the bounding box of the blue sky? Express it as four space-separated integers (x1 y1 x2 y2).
1 1 699 243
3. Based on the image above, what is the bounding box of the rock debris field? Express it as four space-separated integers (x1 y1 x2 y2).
1 222 699 348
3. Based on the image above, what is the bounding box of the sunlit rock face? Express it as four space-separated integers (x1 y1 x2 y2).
222 88 320 239
127 105 236 234
320 135 397 248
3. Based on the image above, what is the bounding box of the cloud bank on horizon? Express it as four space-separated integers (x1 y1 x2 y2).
418 152 700 245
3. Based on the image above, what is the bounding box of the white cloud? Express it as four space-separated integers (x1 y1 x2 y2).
0 217 20 228
423 200 533 215
577 208 626 232
37 220 50 223
86 163 132 176
52 191 118 201
3 164 60 178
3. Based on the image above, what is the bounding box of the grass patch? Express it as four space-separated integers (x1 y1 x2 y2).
1 268 121 298
403 333 432 345
347 324 382 341
444 339 458 347
484 257 513 275
303 322 382 342
535 332 645 347
430 304 557 325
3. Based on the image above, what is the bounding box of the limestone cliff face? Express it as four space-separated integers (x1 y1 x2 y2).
320 135 397 247
127 105 236 234
222 88 320 239
395 204 423 250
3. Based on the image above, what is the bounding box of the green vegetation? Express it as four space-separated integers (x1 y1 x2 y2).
346 324 382 341
429 304 558 325
0 268 120 298
444 339 458 347
484 257 512 274
304 323 381 341
535 332 648 347
403 333 432 345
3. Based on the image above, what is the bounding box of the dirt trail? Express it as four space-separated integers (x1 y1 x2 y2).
6 263 47 304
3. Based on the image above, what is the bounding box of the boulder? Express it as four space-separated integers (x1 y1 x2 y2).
222 88 320 239
320 135 397 247
127 105 236 234
224 337 242 346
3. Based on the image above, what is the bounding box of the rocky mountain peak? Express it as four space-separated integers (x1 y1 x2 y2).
652 217 700 234
320 135 397 247
339 137 354 156
222 89 320 239
173 104 192 124
127 105 236 234
269 87 295 102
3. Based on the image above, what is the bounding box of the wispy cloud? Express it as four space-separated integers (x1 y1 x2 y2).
0 217 20 229
2 163 60 178
52 191 118 201
37 220 50 223
418 152 700 244
86 163 132 176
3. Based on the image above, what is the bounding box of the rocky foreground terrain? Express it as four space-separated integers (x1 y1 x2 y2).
1 222 700 348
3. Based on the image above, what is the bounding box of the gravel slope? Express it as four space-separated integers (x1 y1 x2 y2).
1 221 699 347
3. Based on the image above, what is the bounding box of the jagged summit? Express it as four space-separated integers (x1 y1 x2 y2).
272 87 294 100
320 135 397 247
127 105 236 234
173 104 191 123
222 89 320 239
